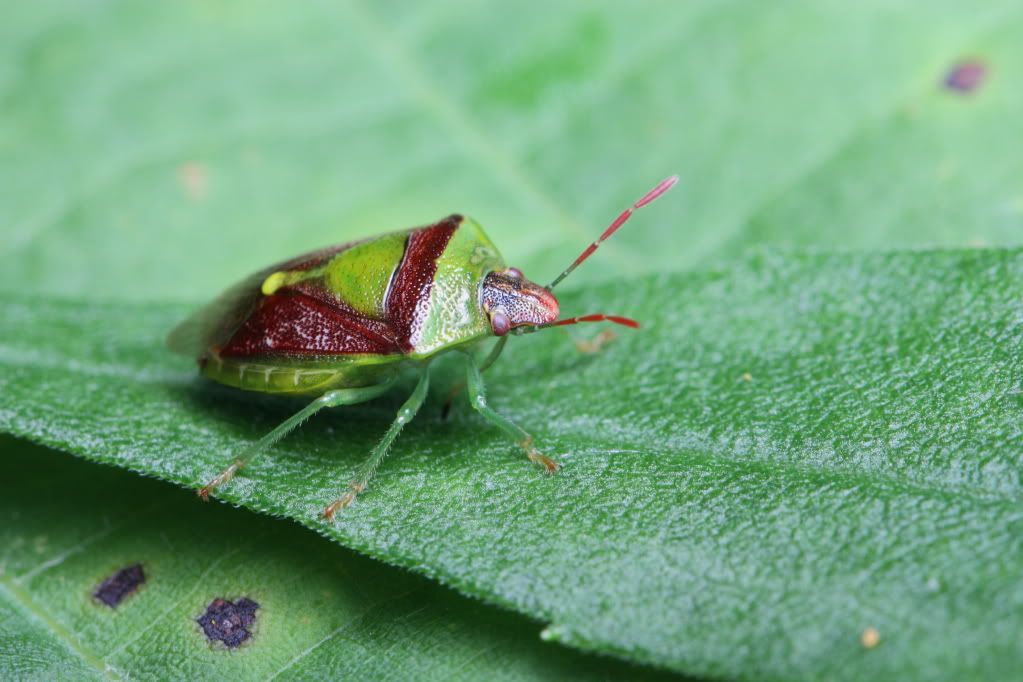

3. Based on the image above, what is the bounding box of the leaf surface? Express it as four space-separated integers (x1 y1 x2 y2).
2 248 1021 680
0 437 667 681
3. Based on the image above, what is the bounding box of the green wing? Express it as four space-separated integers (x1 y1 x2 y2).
166 268 270 358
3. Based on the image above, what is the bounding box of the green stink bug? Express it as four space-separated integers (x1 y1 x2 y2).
168 176 678 518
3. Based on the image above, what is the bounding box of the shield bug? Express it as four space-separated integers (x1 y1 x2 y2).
169 175 678 518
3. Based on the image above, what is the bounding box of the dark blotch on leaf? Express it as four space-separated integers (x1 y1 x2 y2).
197 597 260 648
944 60 987 93
93 564 145 608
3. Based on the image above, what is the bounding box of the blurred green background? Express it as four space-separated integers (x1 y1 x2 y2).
3 1 1021 300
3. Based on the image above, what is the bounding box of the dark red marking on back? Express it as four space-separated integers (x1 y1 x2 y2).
386 216 461 352
284 280 399 342
219 293 400 357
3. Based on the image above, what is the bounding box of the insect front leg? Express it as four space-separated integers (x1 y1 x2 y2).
464 353 560 474
572 328 618 354
442 336 508 420
198 380 396 500
323 368 431 519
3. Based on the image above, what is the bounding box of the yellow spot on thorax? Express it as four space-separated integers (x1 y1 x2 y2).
261 271 289 296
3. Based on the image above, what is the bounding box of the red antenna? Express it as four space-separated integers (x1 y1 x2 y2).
546 175 679 290
549 314 639 329
512 314 639 336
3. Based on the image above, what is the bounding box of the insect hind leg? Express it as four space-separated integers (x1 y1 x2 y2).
198 380 395 500
323 369 431 519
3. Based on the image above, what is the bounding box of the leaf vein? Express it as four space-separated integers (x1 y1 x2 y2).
0 578 121 681
263 584 428 681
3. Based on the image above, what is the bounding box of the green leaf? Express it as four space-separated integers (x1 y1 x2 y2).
2 248 1021 680
3 2 1023 300
5 2 1023 679
0 436 670 681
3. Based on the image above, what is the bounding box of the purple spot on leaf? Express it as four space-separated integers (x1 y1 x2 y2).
93 564 145 608
944 60 987 93
197 597 260 648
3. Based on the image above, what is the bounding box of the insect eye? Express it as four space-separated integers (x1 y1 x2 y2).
491 312 511 336
505 267 523 280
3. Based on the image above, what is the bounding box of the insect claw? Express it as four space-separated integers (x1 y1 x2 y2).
197 459 243 501
323 483 366 519
323 494 352 519
527 451 561 475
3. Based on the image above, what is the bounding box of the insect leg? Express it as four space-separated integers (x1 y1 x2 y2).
464 353 560 474
323 369 431 519
442 336 509 420
477 335 510 373
198 380 396 500
571 328 618 354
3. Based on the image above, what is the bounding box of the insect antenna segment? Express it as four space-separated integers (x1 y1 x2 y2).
511 314 640 336
516 175 678 337
545 175 679 291
549 314 639 329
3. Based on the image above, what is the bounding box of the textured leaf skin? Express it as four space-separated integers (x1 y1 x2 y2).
5 1 1023 678
3 2 1023 300
0 438 670 681
2 249 1021 680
